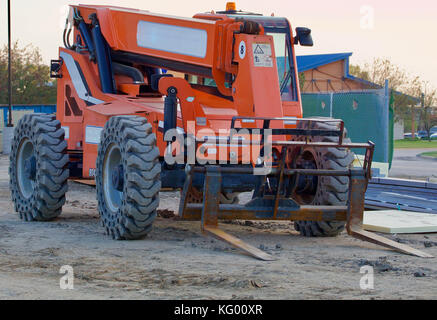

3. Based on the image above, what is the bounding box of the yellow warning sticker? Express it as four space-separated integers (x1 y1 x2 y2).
253 43 273 67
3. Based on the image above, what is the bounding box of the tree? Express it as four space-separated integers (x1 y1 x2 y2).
298 72 305 91
362 58 409 91
349 58 433 127
349 64 370 82
0 41 56 105
418 83 437 139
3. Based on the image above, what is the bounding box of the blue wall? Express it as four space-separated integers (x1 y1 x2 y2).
0 105 56 126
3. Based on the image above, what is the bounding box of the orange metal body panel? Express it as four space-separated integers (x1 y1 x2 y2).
57 48 104 151
232 34 283 119
82 102 158 178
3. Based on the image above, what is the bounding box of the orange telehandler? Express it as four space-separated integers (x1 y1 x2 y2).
9 3 431 259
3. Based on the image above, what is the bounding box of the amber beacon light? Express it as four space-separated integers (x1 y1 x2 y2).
226 2 237 11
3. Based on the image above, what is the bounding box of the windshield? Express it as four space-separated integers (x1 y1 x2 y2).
227 15 298 101
267 31 298 101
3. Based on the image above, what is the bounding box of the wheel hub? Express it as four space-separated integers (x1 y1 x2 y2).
296 158 318 194
24 156 37 180
16 139 36 199
111 164 124 192
294 150 319 204
103 144 123 213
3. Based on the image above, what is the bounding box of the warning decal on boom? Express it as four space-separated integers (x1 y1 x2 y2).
253 43 273 67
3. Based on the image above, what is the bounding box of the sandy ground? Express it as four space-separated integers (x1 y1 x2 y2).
0 154 436 300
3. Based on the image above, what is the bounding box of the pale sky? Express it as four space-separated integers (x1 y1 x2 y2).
1 0 436 87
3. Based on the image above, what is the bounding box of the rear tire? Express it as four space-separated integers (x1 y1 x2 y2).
96 116 161 240
9 114 69 221
293 120 355 237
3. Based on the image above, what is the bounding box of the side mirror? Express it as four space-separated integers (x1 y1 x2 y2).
294 27 313 47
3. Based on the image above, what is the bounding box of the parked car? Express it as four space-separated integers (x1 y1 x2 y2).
403 132 430 139
417 130 430 139
431 126 437 134
431 133 437 140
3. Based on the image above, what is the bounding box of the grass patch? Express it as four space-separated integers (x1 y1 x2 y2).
394 139 437 149
421 151 437 158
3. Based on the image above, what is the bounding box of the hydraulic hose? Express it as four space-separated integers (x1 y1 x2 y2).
112 63 145 83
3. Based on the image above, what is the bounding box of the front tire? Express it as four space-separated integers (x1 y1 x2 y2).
293 120 355 237
9 114 69 221
96 116 161 240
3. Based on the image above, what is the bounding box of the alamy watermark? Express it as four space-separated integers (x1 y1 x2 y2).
360 5 375 30
359 266 374 290
60 265 74 290
163 121 274 175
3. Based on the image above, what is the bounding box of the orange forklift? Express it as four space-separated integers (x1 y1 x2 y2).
9 3 431 259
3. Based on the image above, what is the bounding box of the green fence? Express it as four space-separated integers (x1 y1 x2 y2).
302 87 393 170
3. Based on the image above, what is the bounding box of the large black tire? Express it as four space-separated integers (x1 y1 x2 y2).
9 114 69 221
96 116 161 240
293 120 355 237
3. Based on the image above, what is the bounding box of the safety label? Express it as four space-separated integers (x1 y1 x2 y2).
252 43 273 67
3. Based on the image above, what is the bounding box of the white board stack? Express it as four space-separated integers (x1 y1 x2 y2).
364 210 437 234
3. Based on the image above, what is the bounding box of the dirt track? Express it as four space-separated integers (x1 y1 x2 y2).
0 154 436 300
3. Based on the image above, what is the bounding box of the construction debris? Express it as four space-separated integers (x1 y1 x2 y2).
366 178 437 214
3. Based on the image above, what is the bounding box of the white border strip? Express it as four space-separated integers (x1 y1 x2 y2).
61 126 70 140
85 126 103 145
60 51 104 105
137 21 207 58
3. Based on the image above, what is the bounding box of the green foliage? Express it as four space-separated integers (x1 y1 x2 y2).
394 139 437 149
298 72 305 91
403 118 414 132
349 65 370 82
0 42 57 105
421 151 437 158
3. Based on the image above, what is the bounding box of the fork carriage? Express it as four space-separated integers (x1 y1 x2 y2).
176 117 432 260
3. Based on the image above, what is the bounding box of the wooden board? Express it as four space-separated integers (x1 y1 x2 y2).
72 179 96 187
364 210 437 234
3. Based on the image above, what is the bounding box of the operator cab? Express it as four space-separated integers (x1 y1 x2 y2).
193 2 313 102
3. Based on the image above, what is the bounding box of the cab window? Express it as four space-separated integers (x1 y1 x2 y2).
267 32 298 101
